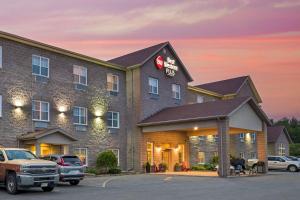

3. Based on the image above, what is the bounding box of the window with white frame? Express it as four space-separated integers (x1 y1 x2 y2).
239 133 245 142
197 95 204 103
213 135 218 143
0 95 2 117
172 84 181 100
32 55 49 77
199 136 206 142
148 77 158 94
278 143 286 156
146 142 154 165
250 152 257 159
107 111 119 128
32 100 50 121
73 107 87 125
109 149 120 166
74 148 88 166
73 65 87 85
0 46 2 68
107 73 119 92
198 151 205 163
251 133 256 143
240 152 245 159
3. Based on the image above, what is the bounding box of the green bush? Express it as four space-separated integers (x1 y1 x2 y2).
96 150 118 173
210 156 219 166
290 143 300 156
108 168 122 174
191 163 215 171
85 167 98 175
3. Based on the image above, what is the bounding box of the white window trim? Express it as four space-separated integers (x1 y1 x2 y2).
146 142 154 165
32 55 50 78
107 111 120 129
32 100 50 122
278 143 286 156
0 95 2 117
172 84 181 100
0 46 2 69
239 133 245 142
197 95 204 103
75 148 88 166
109 148 120 166
251 133 256 143
73 65 88 86
73 106 88 125
107 73 119 92
148 77 159 95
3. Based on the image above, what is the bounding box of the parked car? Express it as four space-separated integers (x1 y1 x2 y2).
285 156 300 161
0 148 59 194
40 155 85 185
268 156 300 172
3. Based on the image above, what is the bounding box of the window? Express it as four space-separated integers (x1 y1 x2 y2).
146 142 154 165
32 55 49 77
0 95 2 117
239 133 245 142
73 107 87 125
197 95 204 103
73 65 87 85
148 77 158 94
172 84 181 99
212 151 218 157
198 151 205 163
74 148 88 166
178 144 185 163
278 143 286 156
32 100 49 121
0 46 2 68
0 150 5 161
240 152 245 159
199 136 206 142
251 133 256 143
110 149 120 166
107 111 119 128
213 135 218 143
250 152 257 159
107 74 119 92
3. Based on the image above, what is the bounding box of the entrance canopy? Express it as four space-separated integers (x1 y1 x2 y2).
138 97 270 133
18 128 77 145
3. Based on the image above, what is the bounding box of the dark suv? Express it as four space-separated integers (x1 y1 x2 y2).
40 155 85 185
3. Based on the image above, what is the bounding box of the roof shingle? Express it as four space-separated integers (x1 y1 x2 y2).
195 76 248 95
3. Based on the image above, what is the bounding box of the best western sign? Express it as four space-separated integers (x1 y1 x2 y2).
155 56 178 77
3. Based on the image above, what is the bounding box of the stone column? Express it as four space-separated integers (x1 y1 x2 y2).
35 142 41 157
257 122 268 173
217 118 230 177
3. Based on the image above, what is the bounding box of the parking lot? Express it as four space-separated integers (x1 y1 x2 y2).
0 171 299 200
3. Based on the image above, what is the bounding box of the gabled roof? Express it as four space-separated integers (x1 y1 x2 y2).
0 31 125 71
18 128 77 141
267 126 293 143
108 42 193 82
138 97 270 126
192 76 262 103
196 76 248 95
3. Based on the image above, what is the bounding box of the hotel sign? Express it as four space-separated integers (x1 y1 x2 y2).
155 56 178 77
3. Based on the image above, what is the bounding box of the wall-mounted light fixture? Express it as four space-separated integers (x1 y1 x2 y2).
155 146 162 152
193 126 198 131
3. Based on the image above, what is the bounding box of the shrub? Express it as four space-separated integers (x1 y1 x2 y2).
191 163 215 171
108 168 122 174
290 144 300 156
210 156 219 166
85 167 98 175
159 163 168 172
96 150 118 173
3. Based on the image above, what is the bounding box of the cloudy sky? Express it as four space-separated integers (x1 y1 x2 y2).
1 0 300 120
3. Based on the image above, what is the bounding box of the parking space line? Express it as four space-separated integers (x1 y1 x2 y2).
163 176 173 182
102 177 116 188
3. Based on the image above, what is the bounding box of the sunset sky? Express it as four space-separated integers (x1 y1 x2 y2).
1 0 300 120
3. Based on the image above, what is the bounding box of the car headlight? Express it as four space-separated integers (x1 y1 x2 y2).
20 165 31 174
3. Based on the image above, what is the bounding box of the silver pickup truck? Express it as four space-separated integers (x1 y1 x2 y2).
0 148 59 194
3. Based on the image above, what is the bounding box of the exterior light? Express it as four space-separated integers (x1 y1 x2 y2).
193 126 198 131
155 146 162 152
95 110 103 117
58 106 67 113
14 99 24 107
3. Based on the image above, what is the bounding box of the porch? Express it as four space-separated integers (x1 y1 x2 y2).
138 97 271 177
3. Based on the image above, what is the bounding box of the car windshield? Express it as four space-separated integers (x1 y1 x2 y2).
5 150 37 160
286 156 298 161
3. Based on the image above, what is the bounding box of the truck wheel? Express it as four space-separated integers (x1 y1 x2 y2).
42 186 55 192
6 173 18 195
288 165 298 172
69 180 80 185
